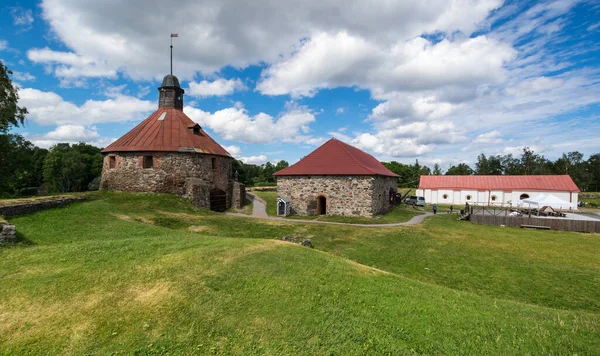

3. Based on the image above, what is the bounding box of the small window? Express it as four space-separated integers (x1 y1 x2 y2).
442 194 448 199
211 157 216 170
193 126 200 135
143 156 153 169
466 195 472 201
491 195 497 202
520 193 529 200
109 156 116 169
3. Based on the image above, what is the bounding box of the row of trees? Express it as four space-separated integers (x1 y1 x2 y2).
382 147 600 192
0 136 104 197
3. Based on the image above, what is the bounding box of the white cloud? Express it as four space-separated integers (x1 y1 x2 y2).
0 40 7 51
224 145 241 157
11 7 34 31
10 71 36 81
35 0 503 81
44 125 100 141
474 130 503 144
19 88 155 126
336 107 345 115
240 155 267 165
184 102 317 144
258 33 515 97
187 78 247 97
27 48 117 82
29 125 117 149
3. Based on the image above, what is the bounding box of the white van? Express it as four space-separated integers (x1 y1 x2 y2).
405 196 426 206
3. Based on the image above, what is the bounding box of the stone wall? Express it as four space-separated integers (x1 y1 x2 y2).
372 176 398 215
0 197 86 217
101 152 233 209
232 182 246 209
276 175 398 217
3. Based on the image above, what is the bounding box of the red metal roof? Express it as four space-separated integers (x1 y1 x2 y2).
102 108 231 157
419 175 580 192
273 138 398 177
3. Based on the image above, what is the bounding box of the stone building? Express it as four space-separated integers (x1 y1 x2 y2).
273 138 399 217
100 73 244 211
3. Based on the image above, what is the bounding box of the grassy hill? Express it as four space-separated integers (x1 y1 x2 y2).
1 192 599 354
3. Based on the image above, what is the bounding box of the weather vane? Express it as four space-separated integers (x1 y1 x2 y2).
170 33 178 76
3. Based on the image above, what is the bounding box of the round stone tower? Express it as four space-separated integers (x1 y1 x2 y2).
100 70 245 211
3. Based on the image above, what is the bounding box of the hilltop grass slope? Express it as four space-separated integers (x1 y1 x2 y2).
1 192 598 354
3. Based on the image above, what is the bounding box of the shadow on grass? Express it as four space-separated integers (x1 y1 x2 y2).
0 231 36 248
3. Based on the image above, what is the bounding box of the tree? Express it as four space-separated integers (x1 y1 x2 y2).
432 163 443 175
0 61 28 133
0 134 47 196
274 160 289 173
445 163 474 175
42 143 102 193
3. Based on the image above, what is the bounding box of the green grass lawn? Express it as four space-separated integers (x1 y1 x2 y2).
252 191 423 223
1 192 599 354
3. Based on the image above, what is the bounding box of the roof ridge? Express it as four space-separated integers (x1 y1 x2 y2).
334 138 374 175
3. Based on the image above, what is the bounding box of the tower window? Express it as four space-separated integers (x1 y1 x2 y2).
143 156 154 169
211 157 216 170
109 156 116 169
193 126 200 135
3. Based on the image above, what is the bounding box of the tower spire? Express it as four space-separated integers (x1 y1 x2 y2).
158 34 184 110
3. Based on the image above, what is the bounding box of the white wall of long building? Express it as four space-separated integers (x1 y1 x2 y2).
416 189 578 210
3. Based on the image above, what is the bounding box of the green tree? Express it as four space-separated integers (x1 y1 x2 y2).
446 163 474 175
274 160 289 173
0 61 28 133
43 143 91 192
0 134 47 196
432 163 443 175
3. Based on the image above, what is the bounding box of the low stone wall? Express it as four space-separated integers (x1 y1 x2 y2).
0 197 86 218
0 222 16 244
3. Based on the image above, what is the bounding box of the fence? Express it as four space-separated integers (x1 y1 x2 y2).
467 205 600 233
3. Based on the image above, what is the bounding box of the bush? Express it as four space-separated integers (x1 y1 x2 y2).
19 187 39 197
88 177 101 191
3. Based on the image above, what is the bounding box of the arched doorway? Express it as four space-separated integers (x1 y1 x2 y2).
210 189 227 212
519 193 530 200
317 196 327 215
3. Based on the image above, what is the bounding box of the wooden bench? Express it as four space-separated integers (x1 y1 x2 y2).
520 224 551 230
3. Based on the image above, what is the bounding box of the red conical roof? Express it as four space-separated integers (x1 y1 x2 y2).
102 107 231 157
274 138 398 177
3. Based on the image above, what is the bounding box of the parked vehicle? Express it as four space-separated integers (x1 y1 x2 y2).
405 195 426 206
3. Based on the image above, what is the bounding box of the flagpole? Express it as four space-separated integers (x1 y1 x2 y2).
170 35 173 76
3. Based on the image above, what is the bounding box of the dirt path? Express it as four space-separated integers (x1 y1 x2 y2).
230 193 433 227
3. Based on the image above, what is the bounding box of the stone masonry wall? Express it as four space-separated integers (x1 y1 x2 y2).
371 176 398 215
232 182 246 209
101 152 232 197
276 175 397 217
0 223 16 244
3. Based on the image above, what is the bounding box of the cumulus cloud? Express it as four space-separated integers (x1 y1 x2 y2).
240 155 268 165
184 102 317 144
35 0 503 81
0 40 7 51
18 88 155 126
29 125 117 148
187 78 247 97
10 71 36 81
258 33 515 97
474 130 503 144
27 48 117 83
224 145 241 157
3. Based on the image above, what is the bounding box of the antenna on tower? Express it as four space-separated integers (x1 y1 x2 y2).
170 33 178 76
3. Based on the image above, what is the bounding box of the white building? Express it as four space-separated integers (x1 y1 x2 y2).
417 175 580 209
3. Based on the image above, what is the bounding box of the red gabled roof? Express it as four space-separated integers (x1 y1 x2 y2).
102 108 231 157
419 175 580 192
273 138 398 177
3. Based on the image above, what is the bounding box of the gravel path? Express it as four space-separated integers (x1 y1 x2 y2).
228 193 433 227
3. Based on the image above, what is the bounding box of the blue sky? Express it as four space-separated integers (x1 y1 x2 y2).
1 0 599 169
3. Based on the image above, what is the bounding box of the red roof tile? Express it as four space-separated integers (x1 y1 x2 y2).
419 175 580 192
102 108 231 157
273 138 398 177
